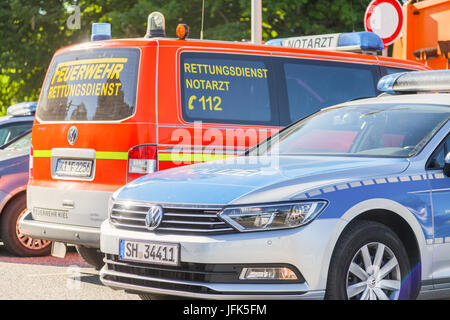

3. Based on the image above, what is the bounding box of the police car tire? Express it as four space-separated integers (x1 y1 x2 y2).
75 245 105 270
0 193 52 257
325 220 412 300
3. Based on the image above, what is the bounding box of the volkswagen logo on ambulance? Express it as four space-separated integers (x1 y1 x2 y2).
67 126 78 145
145 205 163 230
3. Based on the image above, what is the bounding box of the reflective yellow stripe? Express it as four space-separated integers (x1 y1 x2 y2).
158 152 236 162
57 58 128 67
33 150 52 158
33 151 235 162
33 150 128 160
95 151 128 160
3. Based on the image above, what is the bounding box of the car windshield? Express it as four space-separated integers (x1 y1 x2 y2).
4 132 31 151
0 119 32 148
249 103 450 158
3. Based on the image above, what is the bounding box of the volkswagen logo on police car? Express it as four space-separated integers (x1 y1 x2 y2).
67 126 78 145
145 205 163 230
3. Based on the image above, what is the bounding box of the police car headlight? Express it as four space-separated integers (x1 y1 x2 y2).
219 201 328 232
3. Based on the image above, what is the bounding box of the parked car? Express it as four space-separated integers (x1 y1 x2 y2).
99 70 450 300
0 101 36 148
19 15 428 269
0 130 51 256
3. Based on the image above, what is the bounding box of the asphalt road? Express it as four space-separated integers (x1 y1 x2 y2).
0 243 139 300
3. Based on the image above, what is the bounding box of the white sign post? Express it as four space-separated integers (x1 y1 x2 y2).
251 0 262 44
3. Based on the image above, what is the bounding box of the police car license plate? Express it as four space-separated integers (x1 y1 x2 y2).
119 240 180 266
56 159 93 177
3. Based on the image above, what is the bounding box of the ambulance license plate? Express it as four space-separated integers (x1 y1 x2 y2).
56 159 93 177
119 240 180 266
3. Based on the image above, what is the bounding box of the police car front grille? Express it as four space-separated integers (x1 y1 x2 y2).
104 254 241 284
109 203 236 234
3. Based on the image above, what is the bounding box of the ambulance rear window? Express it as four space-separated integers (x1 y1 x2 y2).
180 52 277 125
38 48 139 121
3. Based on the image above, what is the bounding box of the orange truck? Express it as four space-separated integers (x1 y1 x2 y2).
392 0 450 69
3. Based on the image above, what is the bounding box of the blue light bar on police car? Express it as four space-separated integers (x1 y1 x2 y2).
91 23 111 41
378 70 450 94
6 102 37 116
265 31 384 52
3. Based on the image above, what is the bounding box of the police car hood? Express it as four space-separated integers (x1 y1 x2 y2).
0 148 28 162
117 155 410 205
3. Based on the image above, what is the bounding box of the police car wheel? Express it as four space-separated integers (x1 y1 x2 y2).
75 245 105 270
0 193 52 257
325 220 412 300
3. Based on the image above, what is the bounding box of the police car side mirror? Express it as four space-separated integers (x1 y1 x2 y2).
444 153 450 177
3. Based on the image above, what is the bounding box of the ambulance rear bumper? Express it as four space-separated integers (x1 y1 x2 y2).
19 210 101 247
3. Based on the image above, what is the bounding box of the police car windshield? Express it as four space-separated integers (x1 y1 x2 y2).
251 104 450 158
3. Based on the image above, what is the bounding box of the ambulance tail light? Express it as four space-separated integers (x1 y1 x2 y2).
29 145 34 179
127 145 157 182
91 23 111 41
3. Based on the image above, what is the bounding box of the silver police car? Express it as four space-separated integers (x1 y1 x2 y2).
100 70 450 300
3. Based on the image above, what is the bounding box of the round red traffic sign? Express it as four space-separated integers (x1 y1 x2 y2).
364 0 404 47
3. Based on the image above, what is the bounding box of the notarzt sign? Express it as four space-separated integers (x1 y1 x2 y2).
282 34 340 49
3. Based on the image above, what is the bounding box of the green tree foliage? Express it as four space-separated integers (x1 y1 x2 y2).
0 0 107 113
262 0 370 39
0 0 372 115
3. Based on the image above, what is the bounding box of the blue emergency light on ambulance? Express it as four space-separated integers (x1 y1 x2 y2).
91 23 111 41
266 31 384 53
